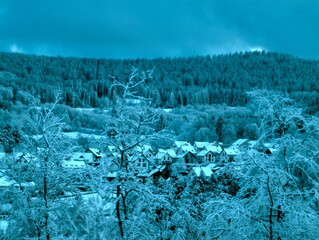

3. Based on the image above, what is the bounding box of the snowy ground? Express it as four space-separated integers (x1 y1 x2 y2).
62 132 107 140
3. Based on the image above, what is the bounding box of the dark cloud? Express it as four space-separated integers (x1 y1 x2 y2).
0 0 319 59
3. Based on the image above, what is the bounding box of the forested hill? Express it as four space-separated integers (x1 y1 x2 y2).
0 51 319 111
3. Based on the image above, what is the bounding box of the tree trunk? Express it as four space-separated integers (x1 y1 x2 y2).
44 171 50 240
116 184 124 238
266 175 273 240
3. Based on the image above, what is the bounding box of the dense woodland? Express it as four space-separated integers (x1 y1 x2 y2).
0 55 319 239
1 51 319 114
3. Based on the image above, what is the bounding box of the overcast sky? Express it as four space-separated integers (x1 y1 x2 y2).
0 0 318 59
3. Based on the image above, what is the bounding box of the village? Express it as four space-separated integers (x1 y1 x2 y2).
0 138 276 191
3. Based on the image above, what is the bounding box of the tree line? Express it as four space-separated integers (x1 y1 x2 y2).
0 51 319 113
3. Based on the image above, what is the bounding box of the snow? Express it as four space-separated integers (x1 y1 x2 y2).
0 220 8 233
86 148 102 157
205 144 223 154
181 145 196 154
194 141 209 149
191 166 213 177
224 147 241 156
231 138 249 147
62 159 86 169
62 132 106 140
173 141 191 148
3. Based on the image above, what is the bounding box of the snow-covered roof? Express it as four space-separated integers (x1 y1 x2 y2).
16 153 37 163
248 140 258 149
205 144 223 154
231 138 249 148
224 147 241 156
108 146 117 152
86 148 102 158
193 142 209 149
173 141 191 148
180 145 196 154
207 163 220 171
148 165 167 177
196 149 210 157
71 152 93 162
107 171 118 178
129 153 149 163
191 167 213 178
0 171 35 188
135 145 154 155
157 149 176 159
62 159 86 169
0 174 15 188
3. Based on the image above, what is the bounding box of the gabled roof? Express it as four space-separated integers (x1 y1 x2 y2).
17 153 37 163
196 149 213 157
224 147 241 156
176 151 196 159
231 138 249 148
129 153 150 163
180 145 196 154
62 159 86 169
156 149 176 159
135 145 154 155
107 171 118 178
147 165 167 177
85 148 102 158
71 152 93 162
0 171 35 188
247 140 258 149
173 141 191 148
205 144 223 154
193 142 209 149
207 163 220 171
190 167 213 178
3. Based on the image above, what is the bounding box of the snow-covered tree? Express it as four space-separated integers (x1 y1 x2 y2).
204 90 319 239
1 94 83 239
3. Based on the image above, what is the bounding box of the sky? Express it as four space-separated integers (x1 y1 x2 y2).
0 0 319 60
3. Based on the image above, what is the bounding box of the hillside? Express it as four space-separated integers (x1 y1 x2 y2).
0 51 319 113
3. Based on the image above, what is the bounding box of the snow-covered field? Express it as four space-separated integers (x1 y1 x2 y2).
62 132 107 140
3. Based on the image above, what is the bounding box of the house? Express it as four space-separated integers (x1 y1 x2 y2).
155 149 176 165
176 151 197 166
70 152 93 163
106 171 118 181
16 153 37 164
206 163 221 172
262 143 277 156
62 158 86 169
129 153 150 173
196 150 216 163
224 147 241 162
177 145 196 155
106 146 120 157
0 153 8 169
231 138 249 149
135 145 155 159
188 166 213 178
171 141 191 152
204 144 224 162
138 164 169 184
85 148 103 160
193 142 209 153
0 171 35 192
